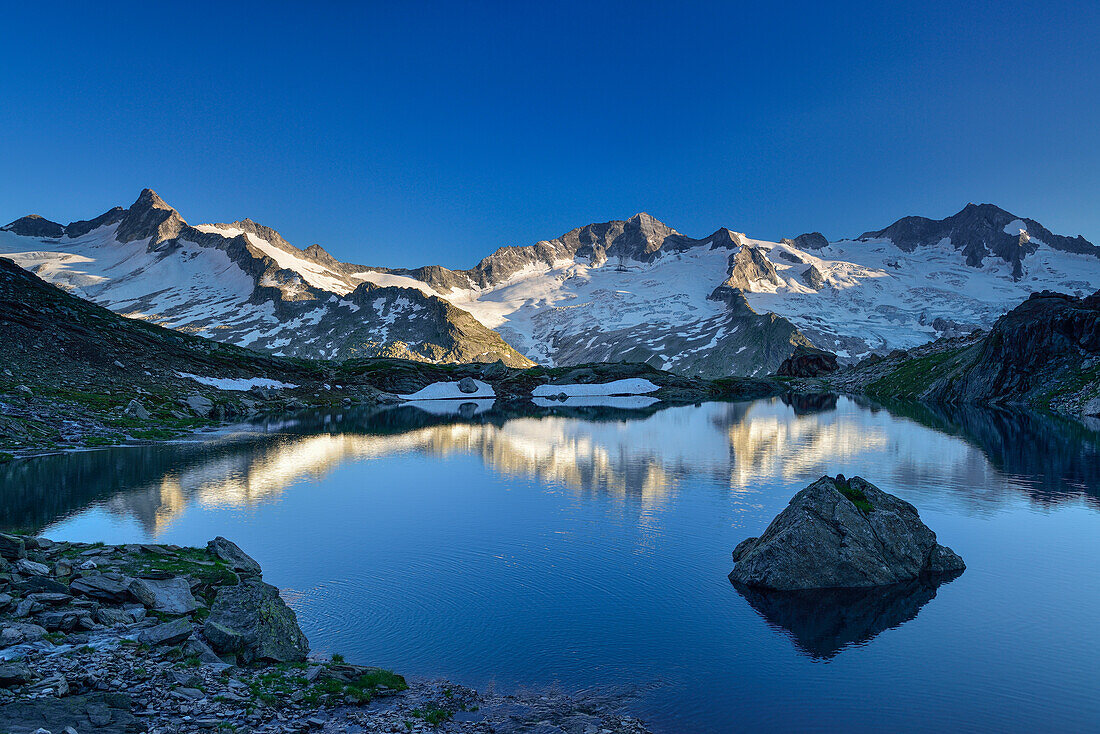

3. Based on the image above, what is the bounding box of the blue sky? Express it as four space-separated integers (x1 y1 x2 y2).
1 1 1097 268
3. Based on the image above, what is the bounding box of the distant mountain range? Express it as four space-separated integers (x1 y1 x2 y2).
2 190 1097 377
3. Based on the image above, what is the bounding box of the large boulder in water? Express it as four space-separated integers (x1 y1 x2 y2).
730 476 964 590
203 580 308 664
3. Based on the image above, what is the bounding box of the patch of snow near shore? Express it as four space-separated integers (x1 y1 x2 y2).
533 395 659 409
399 380 495 399
178 373 298 391
532 378 660 397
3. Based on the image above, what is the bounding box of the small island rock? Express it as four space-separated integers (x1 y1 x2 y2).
730 475 964 590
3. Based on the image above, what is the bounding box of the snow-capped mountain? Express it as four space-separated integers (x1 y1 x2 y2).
2 191 1097 377
356 207 1099 371
0 190 533 368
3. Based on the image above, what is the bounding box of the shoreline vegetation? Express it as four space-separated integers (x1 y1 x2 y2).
0 533 652 733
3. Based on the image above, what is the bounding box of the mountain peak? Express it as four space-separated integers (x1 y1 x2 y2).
135 188 174 212
116 188 187 244
860 203 1096 265
1 214 66 238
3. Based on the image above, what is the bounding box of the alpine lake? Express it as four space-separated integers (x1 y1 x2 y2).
3 396 1099 733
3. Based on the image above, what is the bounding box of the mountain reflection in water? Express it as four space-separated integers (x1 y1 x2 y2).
1 397 1098 537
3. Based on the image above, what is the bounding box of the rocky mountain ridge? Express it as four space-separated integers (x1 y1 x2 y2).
3 192 1097 377
1 191 532 368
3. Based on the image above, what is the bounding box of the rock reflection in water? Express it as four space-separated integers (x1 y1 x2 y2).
732 571 963 659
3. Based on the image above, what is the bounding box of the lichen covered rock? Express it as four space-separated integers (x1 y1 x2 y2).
204 580 308 664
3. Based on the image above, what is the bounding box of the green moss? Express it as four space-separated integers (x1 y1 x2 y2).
835 478 873 513
299 667 408 706
128 427 179 440
411 706 453 727
865 348 965 400
0 452 13 463
84 434 123 447
120 547 238 591
1032 363 1100 405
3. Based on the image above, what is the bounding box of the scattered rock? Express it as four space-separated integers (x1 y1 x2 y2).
207 536 261 578
0 533 26 560
128 576 198 614
0 533 655 733
14 559 51 577
15 576 69 595
0 693 136 734
185 394 214 417
69 574 133 603
204 581 308 664
137 617 194 647
730 475 965 590
0 662 35 687
458 377 479 394
123 399 150 420
0 622 48 646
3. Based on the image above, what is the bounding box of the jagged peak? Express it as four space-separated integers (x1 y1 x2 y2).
132 188 179 215
627 211 663 225
959 202 1011 216
625 211 679 235
116 188 187 244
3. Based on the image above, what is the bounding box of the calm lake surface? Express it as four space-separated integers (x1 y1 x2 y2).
3 397 1100 733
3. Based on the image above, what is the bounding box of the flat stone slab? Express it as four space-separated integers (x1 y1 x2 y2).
129 576 199 614
137 617 194 647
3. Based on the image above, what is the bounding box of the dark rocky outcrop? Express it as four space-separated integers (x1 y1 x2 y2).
926 289 1100 408
1 214 66 238
776 345 839 377
800 263 825 289
788 232 829 250
729 476 964 590
65 207 126 238
713 245 782 292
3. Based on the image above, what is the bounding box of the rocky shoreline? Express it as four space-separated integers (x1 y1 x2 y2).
0 534 652 734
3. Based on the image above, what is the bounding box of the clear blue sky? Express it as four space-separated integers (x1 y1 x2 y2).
1 1 1097 268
